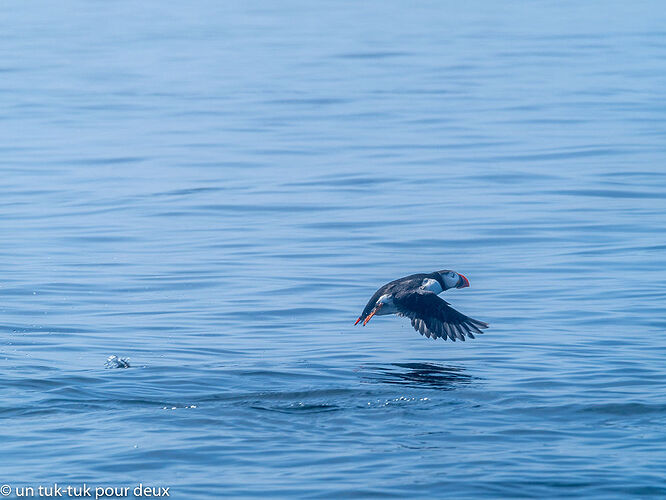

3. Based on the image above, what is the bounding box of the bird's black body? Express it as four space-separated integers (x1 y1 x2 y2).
355 270 489 341
358 273 442 320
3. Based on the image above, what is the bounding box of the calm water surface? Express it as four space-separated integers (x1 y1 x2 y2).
2 1 666 498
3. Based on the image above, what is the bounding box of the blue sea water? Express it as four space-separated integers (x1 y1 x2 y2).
2 1 666 498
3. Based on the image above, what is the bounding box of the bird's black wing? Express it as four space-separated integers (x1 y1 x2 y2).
393 290 489 341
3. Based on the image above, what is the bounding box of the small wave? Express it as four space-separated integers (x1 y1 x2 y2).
105 355 131 369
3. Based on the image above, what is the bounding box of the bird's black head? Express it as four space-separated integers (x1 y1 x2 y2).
435 270 470 290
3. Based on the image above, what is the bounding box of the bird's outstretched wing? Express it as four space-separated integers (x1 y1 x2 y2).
393 290 489 341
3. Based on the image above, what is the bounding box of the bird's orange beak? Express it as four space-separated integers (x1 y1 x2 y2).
354 317 362 325
457 273 470 288
362 303 383 326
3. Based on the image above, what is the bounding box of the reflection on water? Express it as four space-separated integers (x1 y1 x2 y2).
360 362 473 389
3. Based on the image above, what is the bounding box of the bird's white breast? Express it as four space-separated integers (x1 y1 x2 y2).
420 278 443 294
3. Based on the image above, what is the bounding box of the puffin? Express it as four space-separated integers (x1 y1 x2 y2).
354 270 489 341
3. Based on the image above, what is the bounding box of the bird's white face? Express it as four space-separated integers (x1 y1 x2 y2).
438 270 470 290
442 272 459 289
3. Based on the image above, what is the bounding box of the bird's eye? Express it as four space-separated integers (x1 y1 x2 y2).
448 272 455 277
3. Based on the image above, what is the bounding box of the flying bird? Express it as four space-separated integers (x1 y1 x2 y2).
354 270 489 341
